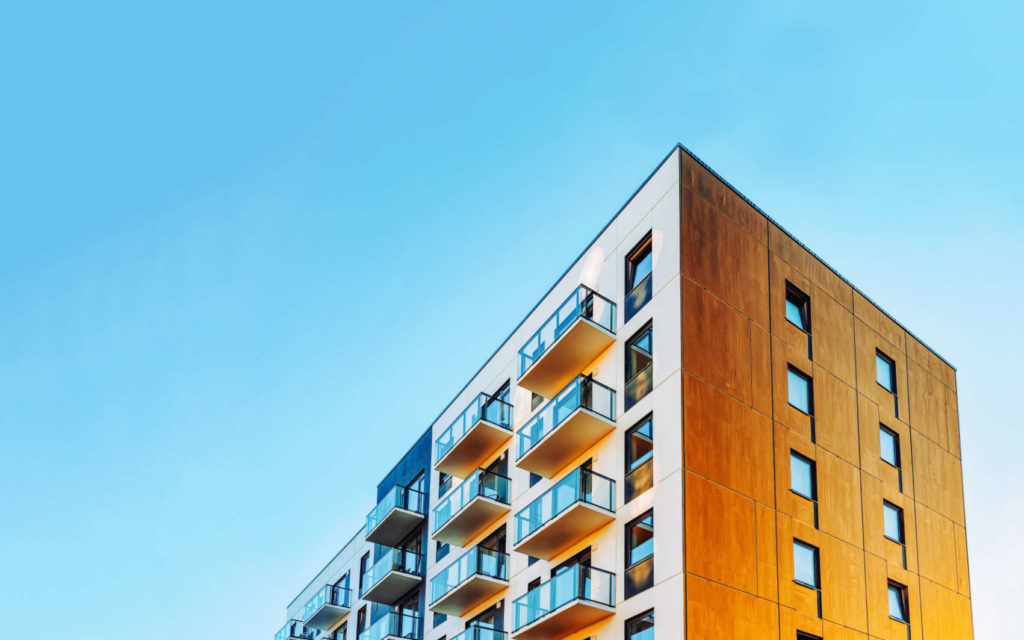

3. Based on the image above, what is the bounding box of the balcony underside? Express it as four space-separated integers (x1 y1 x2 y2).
433 496 509 547
513 501 614 561
365 508 424 546
304 603 350 631
362 571 423 605
435 419 512 478
512 600 615 640
430 574 509 616
518 319 615 398
517 409 615 478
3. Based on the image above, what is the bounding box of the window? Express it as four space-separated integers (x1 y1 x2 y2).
436 539 450 562
625 511 654 597
790 451 816 500
358 553 369 592
626 610 654 640
625 323 653 410
530 391 544 411
433 611 447 627
793 540 819 589
796 633 822 640
625 415 654 502
876 351 896 392
467 602 504 631
880 425 900 467
528 472 541 487
888 581 909 622
787 366 813 415
625 233 653 322
785 283 810 332
357 606 367 635
337 622 347 640
883 502 904 543
438 472 453 498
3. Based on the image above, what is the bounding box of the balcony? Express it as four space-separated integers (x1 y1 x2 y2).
433 469 510 547
276 621 314 640
513 467 616 560
450 624 507 640
429 545 509 616
518 285 616 398
516 376 616 478
302 583 352 631
360 547 424 605
365 484 426 546
358 611 422 640
511 564 616 639
434 393 513 478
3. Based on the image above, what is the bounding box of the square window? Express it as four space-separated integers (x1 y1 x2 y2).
785 283 810 332
787 366 813 414
888 582 908 622
880 425 900 467
790 452 816 500
876 351 896 392
883 502 904 543
793 540 819 588
625 610 654 640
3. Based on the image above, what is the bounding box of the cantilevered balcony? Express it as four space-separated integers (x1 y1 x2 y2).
513 467 616 560
433 469 510 547
511 564 616 639
301 583 352 631
450 624 507 640
517 285 616 398
365 484 426 546
429 545 509 616
434 393 514 478
360 547 424 605
275 620 314 640
516 376 616 478
358 611 422 640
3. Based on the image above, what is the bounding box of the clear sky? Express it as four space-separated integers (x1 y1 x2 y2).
1 1 1020 638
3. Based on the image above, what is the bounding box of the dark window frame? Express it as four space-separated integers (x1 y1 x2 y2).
876 350 897 393
787 365 814 415
624 510 655 598
785 282 811 333
625 322 654 411
883 501 905 544
888 581 909 623
625 413 654 502
880 424 901 468
790 450 817 501
625 609 655 639
625 233 653 293
792 539 820 590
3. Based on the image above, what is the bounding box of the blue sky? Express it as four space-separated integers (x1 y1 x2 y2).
1 1 1021 638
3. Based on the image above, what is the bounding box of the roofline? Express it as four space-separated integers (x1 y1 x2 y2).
287 526 365 609
672 142 955 371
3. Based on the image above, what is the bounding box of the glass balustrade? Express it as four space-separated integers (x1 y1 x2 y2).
512 564 616 631
429 545 509 605
514 467 615 544
518 285 616 376
449 624 507 640
435 393 513 465
517 376 615 461
358 611 422 640
433 469 510 533
361 547 424 596
366 484 426 533
302 583 351 621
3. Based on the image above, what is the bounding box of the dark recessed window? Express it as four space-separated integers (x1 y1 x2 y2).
796 633 822 640
529 472 541 487
625 233 653 324
436 539 450 562
888 581 909 622
357 606 367 634
793 540 819 589
625 511 654 597
880 425 900 468
790 451 816 501
876 351 896 393
625 323 654 410
358 553 369 592
433 611 447 627
625 609 654 640
625 415 654 502
787 366 813 415
530 391 544 411
883 502 905 543
438 472 453 498
785 283 810 332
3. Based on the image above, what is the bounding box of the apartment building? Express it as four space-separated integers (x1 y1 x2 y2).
274 145 973 640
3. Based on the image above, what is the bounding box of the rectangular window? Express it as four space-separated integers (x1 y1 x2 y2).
787 366 813 415
883 501 905 543
625 610 654 640
357 606 367 634
358 553 369 592
888 581 909 622
793 540 819 589
876 351 896 392
625 511 654 597
338 622 347 640
436 539 450 562
625 233 653 322
625 323 653 410
433 611 447 627
790 451 816 500
438 471 453 498
531 391 544 411
625 415 654 502
880 425 900 467
785 283 810 332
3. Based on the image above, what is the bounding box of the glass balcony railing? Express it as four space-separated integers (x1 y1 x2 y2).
361 547 424 596
433 469 510 533
302 583 351 620
518 284 616 376
450 624 507 640
358 611 422 640
514 467 615 544
276 621 314 640
430 545 509 605
517 376 615 461
435 393 513 466
512 564 616 631
366 484 426 532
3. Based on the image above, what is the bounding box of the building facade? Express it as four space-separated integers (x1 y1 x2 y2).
275 145 973 640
